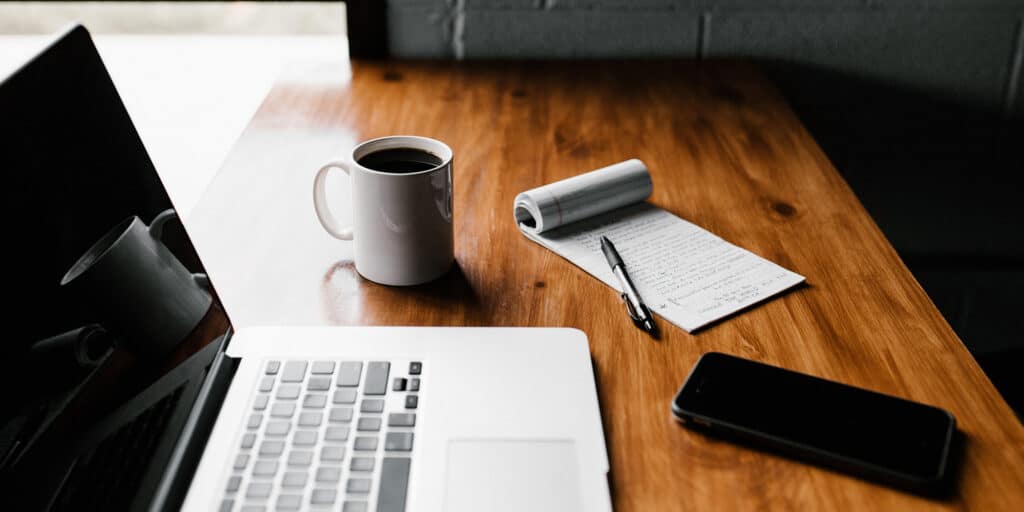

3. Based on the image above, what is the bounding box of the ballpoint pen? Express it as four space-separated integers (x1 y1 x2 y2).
600 236 658 336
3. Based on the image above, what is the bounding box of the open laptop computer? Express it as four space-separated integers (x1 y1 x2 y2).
0 25 611 512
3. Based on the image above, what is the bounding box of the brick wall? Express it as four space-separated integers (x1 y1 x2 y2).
386 0 1024 114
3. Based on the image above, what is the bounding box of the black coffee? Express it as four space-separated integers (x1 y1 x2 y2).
357 148 443 173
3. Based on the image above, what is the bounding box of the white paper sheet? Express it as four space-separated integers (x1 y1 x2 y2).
515 161 805 332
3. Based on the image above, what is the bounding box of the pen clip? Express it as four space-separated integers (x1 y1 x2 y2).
621 293 643 323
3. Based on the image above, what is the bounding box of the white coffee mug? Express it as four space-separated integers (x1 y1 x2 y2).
313 135 454 286
60 209 212 357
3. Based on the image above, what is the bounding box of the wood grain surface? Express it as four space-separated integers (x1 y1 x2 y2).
186 60 1024 510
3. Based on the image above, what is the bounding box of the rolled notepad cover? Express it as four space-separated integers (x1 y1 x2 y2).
513 159 653 234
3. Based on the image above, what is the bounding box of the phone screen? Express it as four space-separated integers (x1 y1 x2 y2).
673 353 955 482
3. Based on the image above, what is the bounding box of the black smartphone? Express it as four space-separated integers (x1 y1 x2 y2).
671 352 957 494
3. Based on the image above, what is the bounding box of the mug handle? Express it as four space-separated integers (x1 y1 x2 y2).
147 210 213 296
192 273 210 290
313 161 355 240
148 209 178 240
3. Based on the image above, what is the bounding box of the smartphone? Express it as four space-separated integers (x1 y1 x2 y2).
671 352 957 494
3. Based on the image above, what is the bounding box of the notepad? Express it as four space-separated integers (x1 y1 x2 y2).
513 159 805 332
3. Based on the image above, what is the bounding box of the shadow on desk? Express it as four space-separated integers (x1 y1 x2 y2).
673 418 968 501
758 61 1024 418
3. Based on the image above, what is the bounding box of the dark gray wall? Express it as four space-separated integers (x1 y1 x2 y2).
387 0 1024 115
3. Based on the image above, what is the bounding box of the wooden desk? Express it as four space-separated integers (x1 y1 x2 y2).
188 60 1024 510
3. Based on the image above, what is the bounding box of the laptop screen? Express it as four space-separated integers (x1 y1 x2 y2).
0 25 229 478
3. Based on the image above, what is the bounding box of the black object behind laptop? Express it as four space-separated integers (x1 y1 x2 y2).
672 352 958 495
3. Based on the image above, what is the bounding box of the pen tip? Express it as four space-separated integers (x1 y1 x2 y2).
643 319 657 335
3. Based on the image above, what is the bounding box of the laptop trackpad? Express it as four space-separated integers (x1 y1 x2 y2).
444 439 583 512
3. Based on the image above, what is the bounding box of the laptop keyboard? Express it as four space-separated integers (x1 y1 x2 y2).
221 360 421 512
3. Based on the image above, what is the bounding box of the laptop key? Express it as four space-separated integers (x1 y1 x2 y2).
388 413 416 427
393 378 407 391
226 475 242 492
276 494 302 510
311 489 337 505
329 407 353 423
252 459 279 478
298 411 323 427
360 399 384 413
234 453 249 470
325 426 350 442
409 378 420 392
364 362 390 395
354 436 378 451
265 421 290 436
378 458 412 512
220 499 234 512
240 433 256 449
265 361 281 375
337 362 363 387
385 432 414 452
333 388 357 404
303 394 327 408
258 377 274 392
293 430 318 446
316 466 342 483
346 478 372 494
288 450 313 467
247 413 263 429
357 417 381 431
246 482 271 498
281 361 307 382
307 377 331 391
311 361 336 374
409 361 422 375
282 471 308 488
343 502 368 512
270 402 296 418
252 394 269 410
320 445 345 462
350 457 374 472
405 395 418 409
277 384 300 400
259 441 284 457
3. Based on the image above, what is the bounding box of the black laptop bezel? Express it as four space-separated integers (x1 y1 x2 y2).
0 24 238 511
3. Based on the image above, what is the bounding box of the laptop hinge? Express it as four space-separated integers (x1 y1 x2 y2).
147 331 239 512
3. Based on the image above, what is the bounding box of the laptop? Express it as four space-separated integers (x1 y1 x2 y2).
0 25 611 512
